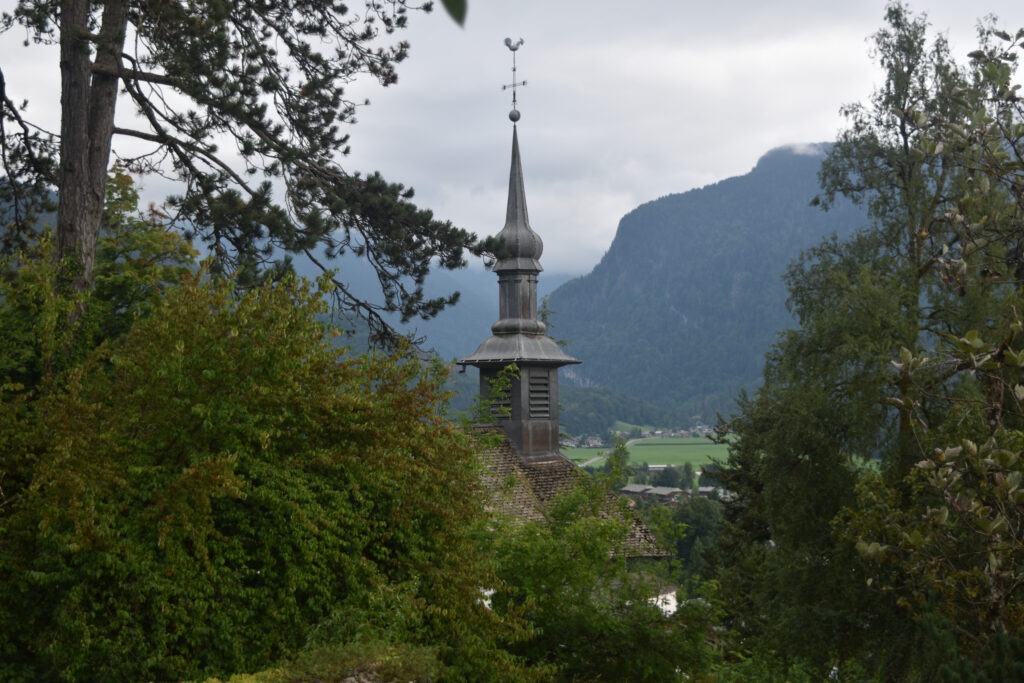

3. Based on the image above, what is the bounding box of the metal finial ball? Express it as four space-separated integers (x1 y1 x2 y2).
509 109 521 122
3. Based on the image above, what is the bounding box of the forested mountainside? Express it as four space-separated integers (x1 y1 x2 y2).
550 144 866 430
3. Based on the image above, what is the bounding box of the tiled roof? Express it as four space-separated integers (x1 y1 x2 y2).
647 486 684 497
476 430 667 557
478 435 547 524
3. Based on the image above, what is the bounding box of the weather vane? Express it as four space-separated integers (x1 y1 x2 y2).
503 37 526 122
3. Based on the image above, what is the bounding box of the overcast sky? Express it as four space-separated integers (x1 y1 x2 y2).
338 0 1024 275
4 1 1024 275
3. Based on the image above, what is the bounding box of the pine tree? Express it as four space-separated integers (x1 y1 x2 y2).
1 0 496 340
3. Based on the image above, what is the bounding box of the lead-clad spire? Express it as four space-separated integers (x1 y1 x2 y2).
496 37 541 271
493 125 543 272
458 39 579 459
461 121 576 351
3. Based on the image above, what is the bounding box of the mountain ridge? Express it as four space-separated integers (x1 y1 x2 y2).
547 143 866 430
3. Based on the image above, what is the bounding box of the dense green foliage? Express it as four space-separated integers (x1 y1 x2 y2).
0 224 524 680
0 177 714 682
840 432 1024 680
640 495 722 597
712 4 1024 679
485 476 711 682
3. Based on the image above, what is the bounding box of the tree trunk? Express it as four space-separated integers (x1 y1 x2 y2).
56 0 128 292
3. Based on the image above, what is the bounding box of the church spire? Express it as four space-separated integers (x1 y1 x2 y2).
497 37 540 271
458 40 579 460
494 125 544 273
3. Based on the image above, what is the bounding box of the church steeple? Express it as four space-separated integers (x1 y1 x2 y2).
489 125 546 337
494 125 543 276
459 42 579 460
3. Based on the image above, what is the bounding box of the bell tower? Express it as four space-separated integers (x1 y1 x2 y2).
459 39 579 459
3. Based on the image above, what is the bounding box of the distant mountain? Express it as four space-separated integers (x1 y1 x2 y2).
547 144 866 430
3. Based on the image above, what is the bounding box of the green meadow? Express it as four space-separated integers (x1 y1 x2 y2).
564 437 727 468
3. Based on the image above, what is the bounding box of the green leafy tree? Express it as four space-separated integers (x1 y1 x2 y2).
840 427 1024 680
0 169 197 387
824 25 1024 681
638 494 723 599
484 477 711 682
810 0 1007 476
0 171 196 521
0 271 519 682
673 496 722 584
601 436 631 490
1 0 496 339
90 167 200 334
715 379 892 674
652 464 682 488
681 461 696 489
713 3 1024 676
837 250 1024 678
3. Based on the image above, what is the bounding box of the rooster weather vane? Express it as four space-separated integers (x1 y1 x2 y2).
503 37 526 122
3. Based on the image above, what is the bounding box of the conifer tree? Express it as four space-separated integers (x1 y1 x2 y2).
1 0 493 340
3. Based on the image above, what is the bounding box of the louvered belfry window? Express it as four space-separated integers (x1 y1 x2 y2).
529 372 550 418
